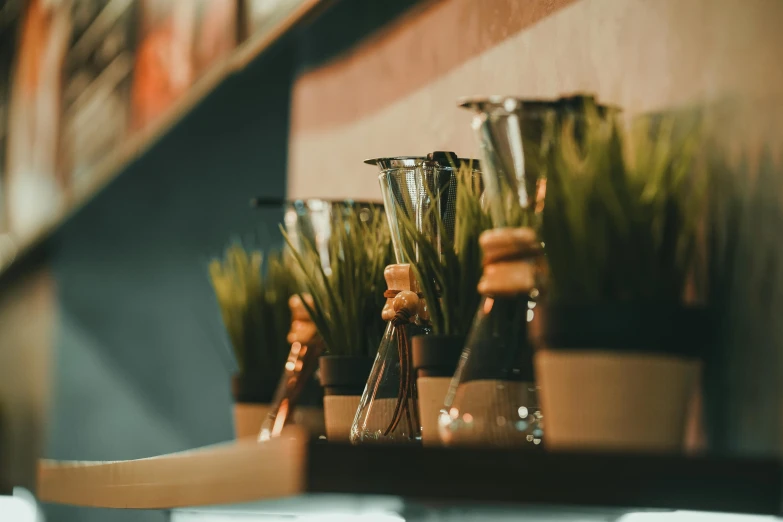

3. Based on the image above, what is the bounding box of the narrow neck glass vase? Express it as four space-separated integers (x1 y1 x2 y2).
438 95 613 447
258 199 382 441
351 152 480 444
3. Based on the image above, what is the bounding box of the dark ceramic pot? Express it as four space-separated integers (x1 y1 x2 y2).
411 334 465 379
318 355 375 396
231 372 276 404
542 303 711 357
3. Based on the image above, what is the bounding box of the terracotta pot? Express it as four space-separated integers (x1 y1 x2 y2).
319 355 373 441
411 335 463 446
538 304 709 452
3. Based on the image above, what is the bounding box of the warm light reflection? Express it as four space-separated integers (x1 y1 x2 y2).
535 178 547 213
483 297 494 314
271 399 289 437
518 406 528 418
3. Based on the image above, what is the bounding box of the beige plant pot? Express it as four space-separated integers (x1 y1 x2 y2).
536 349 699 452
233 403 271 439
235 403 325 440
323 395 361 442
319 355 375 442
416 376 451 446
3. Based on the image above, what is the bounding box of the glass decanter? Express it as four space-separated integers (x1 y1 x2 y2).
439 95 609 447
259 199 380 440
350 152 480 443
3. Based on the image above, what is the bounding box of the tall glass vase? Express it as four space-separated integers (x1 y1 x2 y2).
350 152 481 444
259 199 381 440
438 95 613 447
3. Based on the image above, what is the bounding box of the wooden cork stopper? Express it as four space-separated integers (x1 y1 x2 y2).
289 294 314 321
288 294 320 345
478 227 540 296
287 320 319 345
480 227 540 265
382 264 427 321
478 261 537 296
384 264 417 292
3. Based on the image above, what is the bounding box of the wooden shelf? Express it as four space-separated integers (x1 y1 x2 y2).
0 0 322 278
38 427 783 515
38 428 309 509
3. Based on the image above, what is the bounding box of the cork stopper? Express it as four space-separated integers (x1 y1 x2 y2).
382 264 427 321
384 264 417 292
289 294 314 321
478 227 540 296
480 227 540 265
287 294 320 345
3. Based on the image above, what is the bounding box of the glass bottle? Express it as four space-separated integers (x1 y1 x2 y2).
259 199 379 440
350 152 481 443
438 95 610 447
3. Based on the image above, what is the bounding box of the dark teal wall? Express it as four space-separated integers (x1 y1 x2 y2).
44 38 294 522
40 1 425 520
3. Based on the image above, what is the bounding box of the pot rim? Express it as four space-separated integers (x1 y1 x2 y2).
457 93 621 115
542 302 712 358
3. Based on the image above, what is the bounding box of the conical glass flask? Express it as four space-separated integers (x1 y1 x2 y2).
260 199 379 440
351 152 481 444
439 95 613 447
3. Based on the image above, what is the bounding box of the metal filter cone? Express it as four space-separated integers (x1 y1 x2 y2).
366 152 481 264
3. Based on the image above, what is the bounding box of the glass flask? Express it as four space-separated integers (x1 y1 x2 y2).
439 95 612 447
259 199 380 440
351 152 482 444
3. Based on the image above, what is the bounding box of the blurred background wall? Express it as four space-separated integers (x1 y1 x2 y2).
39 2 420 520
0 0 779 521
289 0 783 199
43 37 294 522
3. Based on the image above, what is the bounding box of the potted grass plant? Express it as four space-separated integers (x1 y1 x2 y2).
701 143 783 455
537 104 709 452
398 162 491 445
209 246 297 438
284 204 392 441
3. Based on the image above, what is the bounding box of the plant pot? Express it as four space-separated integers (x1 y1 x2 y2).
231 374 275 439
233 402 271 439
537 303 709 453
412 334 464 445
319 355 374 441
